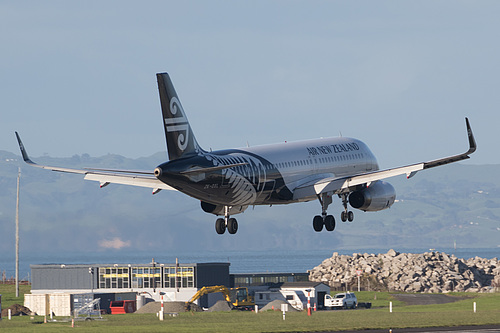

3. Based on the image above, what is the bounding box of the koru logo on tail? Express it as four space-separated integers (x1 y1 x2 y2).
164 96 189 151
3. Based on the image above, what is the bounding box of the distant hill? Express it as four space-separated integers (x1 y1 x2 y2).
0 150 499 254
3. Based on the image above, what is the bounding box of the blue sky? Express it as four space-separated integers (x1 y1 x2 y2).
1 1 498 168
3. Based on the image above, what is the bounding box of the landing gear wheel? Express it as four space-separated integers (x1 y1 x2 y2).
324 215 336 231
313 215 324 232
215 218 226 234
341 211 348 222
347 211 354 222
227 218 238 234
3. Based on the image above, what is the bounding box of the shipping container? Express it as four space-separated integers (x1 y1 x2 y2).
49 294 72 316
24 294 50 316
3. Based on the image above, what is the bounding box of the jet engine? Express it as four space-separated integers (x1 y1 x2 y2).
200 201 248 216
348 181 396 212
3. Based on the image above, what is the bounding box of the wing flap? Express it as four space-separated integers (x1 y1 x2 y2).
84 173 175 191
293 164 424 200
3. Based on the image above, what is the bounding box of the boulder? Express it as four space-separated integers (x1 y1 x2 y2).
309 251 499 293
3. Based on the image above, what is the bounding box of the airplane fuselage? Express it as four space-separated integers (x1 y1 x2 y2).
155 136 379 208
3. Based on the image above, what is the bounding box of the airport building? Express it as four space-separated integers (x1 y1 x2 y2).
25 261 315 316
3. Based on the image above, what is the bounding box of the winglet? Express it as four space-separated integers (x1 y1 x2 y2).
423 117 477 170
465 117 477 155
15 132 36 165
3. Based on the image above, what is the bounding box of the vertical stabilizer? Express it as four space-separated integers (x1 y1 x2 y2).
157 72 203 160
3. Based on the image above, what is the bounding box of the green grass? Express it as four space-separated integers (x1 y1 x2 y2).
1 287 499 332
355 290 405 308
0 284 31 309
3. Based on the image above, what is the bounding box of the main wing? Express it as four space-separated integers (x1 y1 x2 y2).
15 132 176 193
293 118 476 200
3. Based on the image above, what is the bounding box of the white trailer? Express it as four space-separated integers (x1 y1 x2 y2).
254 290 304 310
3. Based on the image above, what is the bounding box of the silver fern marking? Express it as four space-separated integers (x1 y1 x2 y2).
203 153 267 206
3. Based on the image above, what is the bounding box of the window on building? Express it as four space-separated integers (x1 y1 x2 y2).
99 267 130 289
163 266 195 288
131 267 161 289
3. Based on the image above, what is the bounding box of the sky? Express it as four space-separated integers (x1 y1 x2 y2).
1 1 499 169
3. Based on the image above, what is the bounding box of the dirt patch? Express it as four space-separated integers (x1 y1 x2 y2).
392 293 468 306
206 300 232 312
135 301 201 313
1 304 31 317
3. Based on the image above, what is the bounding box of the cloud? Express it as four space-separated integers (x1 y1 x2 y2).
98 237 131 250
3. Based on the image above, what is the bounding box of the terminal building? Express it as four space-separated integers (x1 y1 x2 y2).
25 261 318 316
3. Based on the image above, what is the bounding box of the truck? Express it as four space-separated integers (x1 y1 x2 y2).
324 292 357 309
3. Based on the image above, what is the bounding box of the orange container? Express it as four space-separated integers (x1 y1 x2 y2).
109 300 136 314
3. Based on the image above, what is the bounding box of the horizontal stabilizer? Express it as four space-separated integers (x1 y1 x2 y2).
180 162 248 175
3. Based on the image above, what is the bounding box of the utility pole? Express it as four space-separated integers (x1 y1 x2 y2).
15 167 20 298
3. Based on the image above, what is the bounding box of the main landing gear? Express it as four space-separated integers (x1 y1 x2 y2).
340 193 354 223
312 193 354 232
215 206 238 235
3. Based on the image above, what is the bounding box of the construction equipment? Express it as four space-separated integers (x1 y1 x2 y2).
185 285 254 310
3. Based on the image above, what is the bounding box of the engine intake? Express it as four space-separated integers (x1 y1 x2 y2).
349 181 396 212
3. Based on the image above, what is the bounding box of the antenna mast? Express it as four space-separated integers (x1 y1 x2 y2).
15 167 20 298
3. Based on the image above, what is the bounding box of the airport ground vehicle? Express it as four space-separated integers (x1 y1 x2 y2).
185 285 254 310
324 292 357 309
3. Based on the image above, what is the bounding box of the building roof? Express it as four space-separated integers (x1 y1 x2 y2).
279 281 329 288
30 262 230 269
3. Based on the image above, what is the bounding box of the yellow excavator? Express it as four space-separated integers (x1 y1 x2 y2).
185 285 254 310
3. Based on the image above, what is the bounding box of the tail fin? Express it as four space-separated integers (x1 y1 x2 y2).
157 72 203 160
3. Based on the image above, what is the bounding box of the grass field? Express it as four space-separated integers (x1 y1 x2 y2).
1 285 499 332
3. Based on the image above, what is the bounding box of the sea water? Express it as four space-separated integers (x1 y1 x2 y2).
1 248 499 281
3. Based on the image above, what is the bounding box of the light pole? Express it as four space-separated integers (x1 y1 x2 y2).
89 267 94 294
15 167 20 298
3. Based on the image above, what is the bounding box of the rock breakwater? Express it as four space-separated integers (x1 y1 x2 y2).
309 250 500 293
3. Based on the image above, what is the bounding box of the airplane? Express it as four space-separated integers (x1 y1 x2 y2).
16 72 477 235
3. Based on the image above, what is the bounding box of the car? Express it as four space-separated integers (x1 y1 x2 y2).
324 292 358 309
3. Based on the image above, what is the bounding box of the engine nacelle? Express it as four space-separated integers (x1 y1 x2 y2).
349 181 396 212
200 201 248 216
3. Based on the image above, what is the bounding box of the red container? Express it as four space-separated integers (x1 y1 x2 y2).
109 300 136 314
